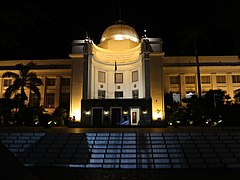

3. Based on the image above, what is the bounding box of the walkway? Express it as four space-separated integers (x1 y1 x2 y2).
1 127 240 179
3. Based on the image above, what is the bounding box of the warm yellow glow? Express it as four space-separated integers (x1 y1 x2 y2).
85 111 91 116
92 43 141 65
101 34 139 42
142 110 147 114
152 109 162 120
71 109 81 122
100 23 139 43
123 111 128 115
104 111 109 116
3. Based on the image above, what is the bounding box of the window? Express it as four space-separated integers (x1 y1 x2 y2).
60 93 70 106
3 79 12 86
98 71 105 83
216 76 226 83
61 78 70 86
201 76 210 84
185 76 195 84
29 93 40 107
45 93 55 108
170 76 180 84
232 75 240 83
98 90 106 99
132 90 139 99
115 73 123 83
115 91 123 99
46 78 55 86
132 71 138 82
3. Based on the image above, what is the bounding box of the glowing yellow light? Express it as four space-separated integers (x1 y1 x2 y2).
123 111 128 115
104 111 109 116
85 111 91 116
71 110 81 122
142 110 147 114
153 111 162 120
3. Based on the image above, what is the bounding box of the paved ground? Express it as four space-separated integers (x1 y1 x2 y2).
28 167 240 180
1 126 240 180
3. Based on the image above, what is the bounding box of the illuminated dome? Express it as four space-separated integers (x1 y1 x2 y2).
100 20 139 43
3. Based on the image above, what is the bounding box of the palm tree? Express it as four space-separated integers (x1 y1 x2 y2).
179 24 206 98
2 61 43 112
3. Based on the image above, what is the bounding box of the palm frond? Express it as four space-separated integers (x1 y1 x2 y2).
2 72 19 79
4 84 19 98
30 85 41 99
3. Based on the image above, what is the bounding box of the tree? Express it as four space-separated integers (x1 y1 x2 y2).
2 62 43 112
179 24 206 98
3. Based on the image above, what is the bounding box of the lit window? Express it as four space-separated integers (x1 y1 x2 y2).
232 75 240 83
115 73 123 83
45 93 55 108
98 71 105 83
98 90 106 99
46 78 55 86
216 76 226 83
132 90 139 99
185 76 195 84
201 76 210 84
132 71 138 82
3 79 12 86
170 76 180 84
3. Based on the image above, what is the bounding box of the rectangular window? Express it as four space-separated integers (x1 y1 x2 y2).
170 76 180 84
232 75 240 83
60 93 70 106
185 76 195 84
61 78 70 86
3 79 12 86
29 93 40 107
201 76 210 84
132 71 138 82
46 78 55 86
98 90 106 99
132 90 139 99
115 73 123 83
98 71 105 83
115 91 123 99
45 93 55 108
216 76 226 83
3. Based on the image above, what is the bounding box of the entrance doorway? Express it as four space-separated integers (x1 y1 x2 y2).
111 107 122 126
92 108 103 126
130 108 140 125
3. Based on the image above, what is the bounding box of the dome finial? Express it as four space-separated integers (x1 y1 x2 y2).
115 19 125 25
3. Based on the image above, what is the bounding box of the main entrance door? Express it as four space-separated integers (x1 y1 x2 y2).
111 107 122 126
92 108 103 126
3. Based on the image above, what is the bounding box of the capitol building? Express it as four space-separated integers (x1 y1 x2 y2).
0 20 240 126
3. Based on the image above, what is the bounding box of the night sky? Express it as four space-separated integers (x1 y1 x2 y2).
1 0 240 60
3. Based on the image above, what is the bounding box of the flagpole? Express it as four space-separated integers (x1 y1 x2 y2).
114 61 117 99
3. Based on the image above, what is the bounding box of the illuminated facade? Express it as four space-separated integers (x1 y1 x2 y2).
0 21 240 126
70 20 164 125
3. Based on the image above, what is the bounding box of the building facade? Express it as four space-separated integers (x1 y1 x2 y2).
0 21 240 126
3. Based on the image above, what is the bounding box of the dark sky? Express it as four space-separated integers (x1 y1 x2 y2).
1 0 240 60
